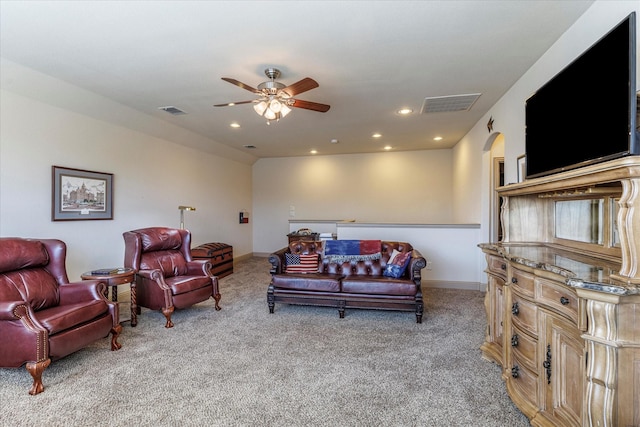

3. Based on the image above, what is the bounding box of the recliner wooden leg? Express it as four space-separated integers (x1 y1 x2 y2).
26 358 51 395
213 292 221 311
111 324 123 350
162 306 174 328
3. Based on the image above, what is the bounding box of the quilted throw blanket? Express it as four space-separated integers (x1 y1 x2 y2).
323 240 381 263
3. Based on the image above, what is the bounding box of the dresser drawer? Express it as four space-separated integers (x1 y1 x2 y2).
511 292 538 337
509 352 539 407
510 325 538 372
536 278 578 324
511 268 535 298
487 255 507 279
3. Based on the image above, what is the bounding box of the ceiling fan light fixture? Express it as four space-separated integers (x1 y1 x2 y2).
270 99 282 113
280 105 292 118
218 67 330 123
254 101 268 116
264 108 277 120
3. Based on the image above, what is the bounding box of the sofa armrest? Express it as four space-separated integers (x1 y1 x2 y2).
268 247 290 275
408 249 427 285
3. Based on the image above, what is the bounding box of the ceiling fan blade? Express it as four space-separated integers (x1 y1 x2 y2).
221 77 260 93
213 100 256 107
281 78 319 97
290 99 330 112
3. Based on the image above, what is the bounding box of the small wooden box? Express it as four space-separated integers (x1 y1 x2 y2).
191 242 233 278
287 232 320 244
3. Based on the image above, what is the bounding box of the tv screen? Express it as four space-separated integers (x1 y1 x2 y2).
525 12 638 179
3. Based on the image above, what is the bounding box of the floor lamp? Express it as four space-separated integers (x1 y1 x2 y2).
178 205 196 229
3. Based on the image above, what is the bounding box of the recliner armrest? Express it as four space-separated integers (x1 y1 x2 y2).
59 280 106 304
0 301 46 332
0 301 25 320
136 269 170 288
186 259 212 276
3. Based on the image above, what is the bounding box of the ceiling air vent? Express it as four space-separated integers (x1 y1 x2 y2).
243 145 257 149
158 106 187 115
420 93 481 114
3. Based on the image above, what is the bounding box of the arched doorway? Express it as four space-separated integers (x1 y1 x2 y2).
484 133 504 242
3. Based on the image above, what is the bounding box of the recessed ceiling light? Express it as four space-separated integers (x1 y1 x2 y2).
397 108 413 115
372 133 382 138
310 150 318 154
230 122 241 128
433 136 443 141
330 139 339 144
384 145 392 150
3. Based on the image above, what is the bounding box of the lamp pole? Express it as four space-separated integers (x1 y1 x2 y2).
178 206 196 229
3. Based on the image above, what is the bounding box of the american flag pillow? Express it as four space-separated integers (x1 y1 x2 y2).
285 253 319 274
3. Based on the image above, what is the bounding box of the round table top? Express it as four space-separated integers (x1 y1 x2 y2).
81 267 135 280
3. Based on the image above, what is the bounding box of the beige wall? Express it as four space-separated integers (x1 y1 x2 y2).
252 150 453 253
0 86 253 281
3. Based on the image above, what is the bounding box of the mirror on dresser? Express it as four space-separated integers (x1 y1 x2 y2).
549 185 622 256
554 199 604 244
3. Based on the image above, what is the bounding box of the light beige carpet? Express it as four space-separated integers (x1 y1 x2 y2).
0 257 529 427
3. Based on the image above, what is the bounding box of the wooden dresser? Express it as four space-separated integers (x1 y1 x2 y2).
479 157 640 427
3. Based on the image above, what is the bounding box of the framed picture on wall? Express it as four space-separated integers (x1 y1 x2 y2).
517 155 526 183
52 166 113 221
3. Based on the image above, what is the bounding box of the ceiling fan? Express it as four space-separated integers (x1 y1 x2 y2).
214 68 330 123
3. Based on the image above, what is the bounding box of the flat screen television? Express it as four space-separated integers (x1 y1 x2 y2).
525 12 638 179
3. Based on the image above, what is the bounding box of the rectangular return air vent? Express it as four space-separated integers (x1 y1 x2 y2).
158 106 187 115
420 93 481 114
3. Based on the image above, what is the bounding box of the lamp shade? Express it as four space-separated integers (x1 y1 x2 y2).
253 101 268 116
264 108 277 120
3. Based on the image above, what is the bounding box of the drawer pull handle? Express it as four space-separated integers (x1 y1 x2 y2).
511 334 519 347
511 365 519 378
511 277 518 284
501 264 506 270
511 302 519 315
560 296 569 305
542 344 552 384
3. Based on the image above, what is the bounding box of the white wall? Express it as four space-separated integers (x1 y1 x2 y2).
337 223 482 289
1 80 253 281
252 149 454 253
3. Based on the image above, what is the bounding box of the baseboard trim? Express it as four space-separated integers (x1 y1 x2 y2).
252 252 271 258
421 280 486 292
234 253 254 262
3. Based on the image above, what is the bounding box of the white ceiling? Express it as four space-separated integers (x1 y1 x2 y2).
0 1 594 159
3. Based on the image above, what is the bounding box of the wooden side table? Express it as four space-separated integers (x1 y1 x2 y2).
81 267 136 325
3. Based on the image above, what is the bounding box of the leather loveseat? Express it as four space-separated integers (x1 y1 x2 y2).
267 240 427 323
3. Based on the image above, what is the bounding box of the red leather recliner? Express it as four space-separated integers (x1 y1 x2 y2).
0 237 122 395
123 227 221 328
